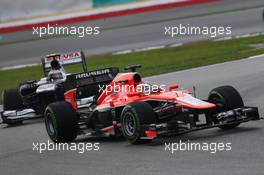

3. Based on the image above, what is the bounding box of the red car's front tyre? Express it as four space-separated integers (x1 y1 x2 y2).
208 85 244 129
120 102 156 144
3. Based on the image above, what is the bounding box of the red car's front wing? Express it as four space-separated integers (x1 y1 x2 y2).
140 106 261 139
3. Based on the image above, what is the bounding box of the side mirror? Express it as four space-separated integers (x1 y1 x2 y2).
168 84 179 91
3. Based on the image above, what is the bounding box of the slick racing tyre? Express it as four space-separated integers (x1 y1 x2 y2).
44 102 78 142
3 89 24 125
3 89 24 111
208 85 244 129
121 102 156 144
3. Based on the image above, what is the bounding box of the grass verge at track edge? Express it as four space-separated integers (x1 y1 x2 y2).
0 34 264 104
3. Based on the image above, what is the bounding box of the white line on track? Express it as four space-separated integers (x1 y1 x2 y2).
1 32 264 71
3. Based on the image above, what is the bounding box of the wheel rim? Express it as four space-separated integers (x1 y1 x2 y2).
46 112 55 135
123 112 136 136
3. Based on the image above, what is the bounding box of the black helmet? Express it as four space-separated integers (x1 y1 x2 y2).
46 53 61 70
50 59 61 70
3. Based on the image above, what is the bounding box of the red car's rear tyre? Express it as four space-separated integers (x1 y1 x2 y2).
44 102 78 142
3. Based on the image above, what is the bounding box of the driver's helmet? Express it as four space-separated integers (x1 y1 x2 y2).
46 53 61 70
47 53 66 81
50 59 61 70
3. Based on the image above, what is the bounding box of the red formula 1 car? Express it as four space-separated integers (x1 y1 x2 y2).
44 65 260 144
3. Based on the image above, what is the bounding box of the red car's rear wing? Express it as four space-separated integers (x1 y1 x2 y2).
63 67 119 100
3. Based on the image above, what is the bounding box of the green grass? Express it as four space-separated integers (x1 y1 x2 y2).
1 35 264 104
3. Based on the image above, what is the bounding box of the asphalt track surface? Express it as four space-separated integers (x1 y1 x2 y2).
0 56 264 175
0 0 264 68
